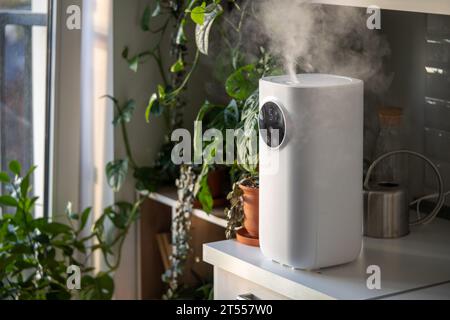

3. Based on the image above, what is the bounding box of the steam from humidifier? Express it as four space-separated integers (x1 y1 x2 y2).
254 0 391 91
257 0 315 83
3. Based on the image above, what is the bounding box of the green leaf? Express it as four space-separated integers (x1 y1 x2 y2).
152 0 162 17
80 207 92 231
113 99 136 125
11 243 34 255
176 19 187 45
0 172 10 183
224 99 240 127
46 285 71 300
128 56 139 72
102 94 119 105
225 64 259 101
9 160 21 176
106 159 128 192
198 173 213 213
0 195 18 207
105 202 132 229
145 93 162 122
190 2 206 25
122 47 129 60
20 166 36 198
141 6 151 31
157 85 166 99
194 101 223 158
170 58 185 73
39 222 72 236
95 273 115 300
236 90 260 175
195 3 223 55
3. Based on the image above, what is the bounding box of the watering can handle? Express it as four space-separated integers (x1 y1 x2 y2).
364 150 445 226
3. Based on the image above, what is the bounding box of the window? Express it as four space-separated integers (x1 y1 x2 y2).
0 0 51 217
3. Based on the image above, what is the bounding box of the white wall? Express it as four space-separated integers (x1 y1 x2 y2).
112 0 167 300
112 0 209 299
51 0 82 216
31 0 48 218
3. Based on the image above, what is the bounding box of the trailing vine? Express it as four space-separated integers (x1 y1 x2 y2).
106 0 204 196
162 165 196 300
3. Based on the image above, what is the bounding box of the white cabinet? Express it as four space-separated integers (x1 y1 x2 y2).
214 268 289 300
204 219 450 300
384 283 450 300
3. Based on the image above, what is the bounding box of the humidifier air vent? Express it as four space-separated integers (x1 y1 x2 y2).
259 74 364 270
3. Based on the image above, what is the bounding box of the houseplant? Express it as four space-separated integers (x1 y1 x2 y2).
133 0 278 297
0 161 141 300
162 1 280 293
106 0 209 196
195 50 278 244
194 47 278 212
224 89 261 245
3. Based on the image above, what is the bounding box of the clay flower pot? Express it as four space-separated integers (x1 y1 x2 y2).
239 184 259 238
207 168 226 199
194 168 228 209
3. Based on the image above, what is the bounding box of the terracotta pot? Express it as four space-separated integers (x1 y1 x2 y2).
194 168 228 209
208 168 226 199
239 184 259 238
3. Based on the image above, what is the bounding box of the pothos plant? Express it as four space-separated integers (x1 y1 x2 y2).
0 161 141 300
105 0 214 195
223 49 282 238
195 48 279 214
160 0 245 298
162 0 281 298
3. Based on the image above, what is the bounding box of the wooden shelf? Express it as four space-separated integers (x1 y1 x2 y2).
149 187 228 229
312 0 450 15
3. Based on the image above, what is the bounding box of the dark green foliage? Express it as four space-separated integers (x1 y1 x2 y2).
0 162 141 300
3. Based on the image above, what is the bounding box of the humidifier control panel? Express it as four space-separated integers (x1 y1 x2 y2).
259 101 286 148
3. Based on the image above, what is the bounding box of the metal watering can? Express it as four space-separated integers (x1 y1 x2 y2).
364 150 445 239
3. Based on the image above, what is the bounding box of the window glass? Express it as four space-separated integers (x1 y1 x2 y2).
0 0 31 10
0 0 48 217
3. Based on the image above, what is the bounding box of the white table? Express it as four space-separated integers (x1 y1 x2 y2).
203 218 450 300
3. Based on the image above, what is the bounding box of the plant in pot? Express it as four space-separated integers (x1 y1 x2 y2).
162 0 280 296
192 48 279 244
192 99 240 213
224 89 261 246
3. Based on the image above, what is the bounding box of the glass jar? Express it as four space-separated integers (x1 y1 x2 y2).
373 107 405 184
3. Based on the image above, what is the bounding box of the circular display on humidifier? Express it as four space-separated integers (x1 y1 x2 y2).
259 101 286 148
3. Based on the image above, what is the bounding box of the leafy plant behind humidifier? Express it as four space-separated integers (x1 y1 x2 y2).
194 48 279 217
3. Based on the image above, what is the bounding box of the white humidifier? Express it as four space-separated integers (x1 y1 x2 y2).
259 74 364 270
